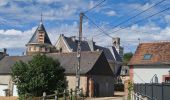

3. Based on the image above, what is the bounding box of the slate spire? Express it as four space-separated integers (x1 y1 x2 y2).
26 14 52 45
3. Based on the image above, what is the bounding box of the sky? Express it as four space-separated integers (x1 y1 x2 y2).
0 0 170 55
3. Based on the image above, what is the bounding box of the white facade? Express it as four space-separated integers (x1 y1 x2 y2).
13 85 18 96
133 65 170 83
0 75 18 96
0 85 8 96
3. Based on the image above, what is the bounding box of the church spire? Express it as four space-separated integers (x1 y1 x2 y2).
40 13 43 24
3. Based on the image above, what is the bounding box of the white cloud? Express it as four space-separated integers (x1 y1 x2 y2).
165 15 170 24
0 0 9 6
0 29 22 35
106 10 117 16
0 27 36 48
0 0 170 54
88 1 95 9
140 3 153 11
1 21 170 53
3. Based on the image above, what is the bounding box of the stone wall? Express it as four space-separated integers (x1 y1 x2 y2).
66 76 87 95
0 75 11 85
55 37 71 53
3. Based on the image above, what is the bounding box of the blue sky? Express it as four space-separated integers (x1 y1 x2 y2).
0 0 170 55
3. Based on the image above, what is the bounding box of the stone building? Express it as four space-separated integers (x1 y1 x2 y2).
25 21 53 55
0 51 114 97
55 34 122 76
0 19 123 97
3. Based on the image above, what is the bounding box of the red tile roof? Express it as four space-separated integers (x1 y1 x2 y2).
128 42 170 65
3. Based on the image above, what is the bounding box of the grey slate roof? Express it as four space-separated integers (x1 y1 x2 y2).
0 51 113 75
27 23 52 45
62 35 118 61
95 45 115 61
64 36 91 51
110 47 122 62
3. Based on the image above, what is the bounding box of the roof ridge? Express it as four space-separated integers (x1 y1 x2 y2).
141 41 170 44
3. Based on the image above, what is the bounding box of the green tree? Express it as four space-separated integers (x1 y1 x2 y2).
123 52 133 65
11 54 67 98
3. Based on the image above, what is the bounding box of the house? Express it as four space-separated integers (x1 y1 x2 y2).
0 51 114 97
25 21 55 55
0 18 120 97
25 18 123 76
55 34 122 76
128 42 170 83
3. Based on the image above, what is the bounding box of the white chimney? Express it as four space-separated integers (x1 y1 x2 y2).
112 37 120 47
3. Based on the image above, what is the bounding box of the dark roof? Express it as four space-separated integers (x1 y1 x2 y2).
27 23 52 45
64 36 91 51
62 35 117 61
0 51 113 76
95 45 115 61
111 47 122 62
128 42 170 65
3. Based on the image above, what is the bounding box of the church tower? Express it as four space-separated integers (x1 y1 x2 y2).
112 37 124 60
26 15 52 55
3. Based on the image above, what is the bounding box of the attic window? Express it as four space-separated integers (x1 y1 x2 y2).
143 54 152 60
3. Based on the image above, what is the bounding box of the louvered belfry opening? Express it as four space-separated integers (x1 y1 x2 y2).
38 30 45 43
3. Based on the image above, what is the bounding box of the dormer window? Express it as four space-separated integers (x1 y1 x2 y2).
143 54 152 60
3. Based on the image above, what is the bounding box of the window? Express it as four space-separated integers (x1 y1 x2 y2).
143 54 152 60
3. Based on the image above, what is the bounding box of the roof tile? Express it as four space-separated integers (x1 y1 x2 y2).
128 42 170 65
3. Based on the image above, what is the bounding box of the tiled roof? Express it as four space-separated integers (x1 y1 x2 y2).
128 42 170 65
0 51 113 76
27 23 52 45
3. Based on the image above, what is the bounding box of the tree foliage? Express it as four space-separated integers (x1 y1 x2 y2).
123 52 133 65
11 54 67 98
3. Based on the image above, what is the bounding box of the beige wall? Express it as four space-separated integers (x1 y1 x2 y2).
0 75 11 96
55 37 71 53
0 75 11 85
66 76 87 94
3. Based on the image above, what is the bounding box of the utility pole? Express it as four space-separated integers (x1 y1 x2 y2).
76 12 84 96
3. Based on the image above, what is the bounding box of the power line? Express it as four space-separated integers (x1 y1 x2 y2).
93 0 167 37
110 0 166 30
84 0 106 14
112 6 170 33
83 14 113 38
109 0 151 26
